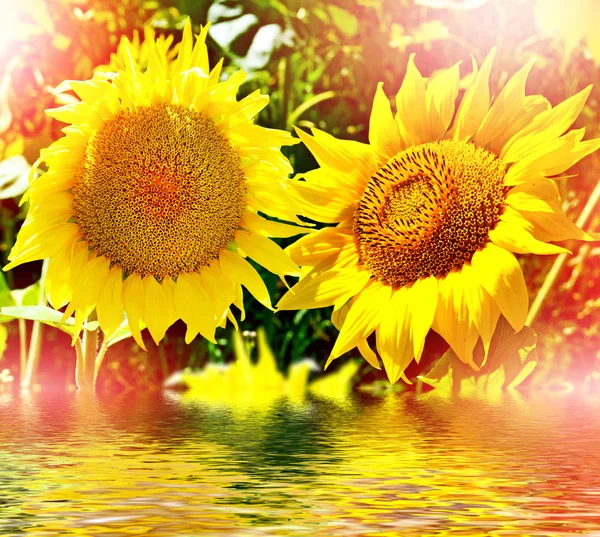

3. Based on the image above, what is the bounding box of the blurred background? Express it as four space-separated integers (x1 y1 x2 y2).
0 0 598 393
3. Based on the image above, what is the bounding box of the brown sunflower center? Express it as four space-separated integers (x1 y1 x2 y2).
72 104 247 279
353 139 506 287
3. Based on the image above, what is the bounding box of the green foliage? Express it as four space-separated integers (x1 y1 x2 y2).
0 156 30 200
0 305 99 337
0 272 13 324
0 304 142 349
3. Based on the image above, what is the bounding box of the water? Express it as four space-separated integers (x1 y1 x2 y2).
1 390 600 536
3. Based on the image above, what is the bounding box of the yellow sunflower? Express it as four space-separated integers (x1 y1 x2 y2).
5 20 303 349
95 25 178 75
278 49 600 383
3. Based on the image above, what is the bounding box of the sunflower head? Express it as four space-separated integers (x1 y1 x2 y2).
279 49 600 383
354 139 506 288
6 19 305 349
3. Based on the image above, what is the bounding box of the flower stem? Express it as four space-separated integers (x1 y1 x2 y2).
78 326 98 393
18 318 27 378
526 179 600 325
21 321 43 390
21 259 48 391
94 333 109 386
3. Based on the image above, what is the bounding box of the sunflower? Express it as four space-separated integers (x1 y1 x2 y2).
278 49 600 383
5 20 303 349
95 25 178 75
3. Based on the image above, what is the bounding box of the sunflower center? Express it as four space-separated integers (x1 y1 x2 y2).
72 104 247 279
354 139 506 287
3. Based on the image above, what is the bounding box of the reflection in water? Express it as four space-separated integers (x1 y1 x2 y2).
1 390 600 535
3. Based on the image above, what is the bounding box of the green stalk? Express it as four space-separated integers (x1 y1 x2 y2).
287 91 335 131
278 56 291 130
21 259 48 390
75 337 84 389
158 343 169 380
94 334 109 386
18 318 27 378
79 326 98 393
22 321 43 390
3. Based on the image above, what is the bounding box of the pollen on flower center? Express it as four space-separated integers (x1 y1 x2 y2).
72 103 247 279
353 139 506 287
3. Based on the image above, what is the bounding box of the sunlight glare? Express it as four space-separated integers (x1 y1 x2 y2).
0 4 23 54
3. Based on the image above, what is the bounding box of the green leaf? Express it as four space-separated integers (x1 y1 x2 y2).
0 272 16 324
207 0 295 71
287 91 336 129
239 24 294 71
0 305 98 337
326 5 358 38
0 156 31 200
210 13 259 52
10 281 41 307
0 281 42 324
106 319 145 348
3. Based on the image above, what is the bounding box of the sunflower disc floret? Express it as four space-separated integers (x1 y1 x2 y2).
73 104 247 279
355 140 506 287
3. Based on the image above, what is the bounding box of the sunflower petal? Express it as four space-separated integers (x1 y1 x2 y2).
409 276 438 362
471 243 528 332
202 260 236 323
395 54 427 146
5 224 80 270
487 95 550 154
277 267 371 311
174 273 216 344
376 287 413 383
329 280 392 361
242 211 312 239
433 270 479 366
460 264 499 359
122 273 147 351
425 61 460 140
45 245 74 310
285 227 355 267
502 85 592 162
517 209 594 242
474 56 535 147
235 230 300 278
70 255 110 311
219 250 272 310
357 339 381 370
490 212 570 255
143 276 173 345
289 180 356 223
95 266 124 337
452 49 496 140
369 82 403 159
504 129 586 185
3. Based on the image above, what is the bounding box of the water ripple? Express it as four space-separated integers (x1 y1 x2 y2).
1 391 599 535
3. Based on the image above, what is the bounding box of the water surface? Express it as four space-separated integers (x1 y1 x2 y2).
1 390 599 536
